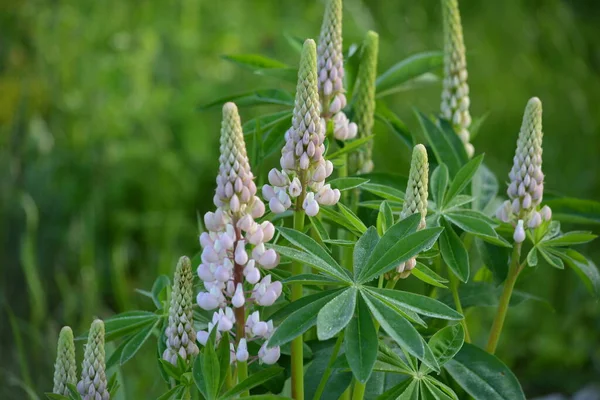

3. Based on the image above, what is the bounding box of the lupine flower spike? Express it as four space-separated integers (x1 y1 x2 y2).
496 97 551 241
197 102 281 366
317 0 357 140
163 256 199 365
353 30 379 174
53 326 77 396
395 144 429 278
77 319 109 400
441 0 473 158
263 39 340 217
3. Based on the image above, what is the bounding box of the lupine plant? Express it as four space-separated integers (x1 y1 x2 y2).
48 0 599 399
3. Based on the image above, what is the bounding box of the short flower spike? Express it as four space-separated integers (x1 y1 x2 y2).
163 256 199 365
440 0 473 158
496 97 551 232
354 30 379 174
53 326 77 396
77 319 109 400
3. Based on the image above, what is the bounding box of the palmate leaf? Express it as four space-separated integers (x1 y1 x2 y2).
541 231 597 246
377 201 394 236
376 379 418 400
554 248 600 298
444 343 525 400
444 154 484 206
345 295 378 383
337 202 368 234
269 289 344 324
328 177 370 191
276 227 345 274
326 135 375 160
320 206 364 237
431 164 449 207
119 319 160 365
543 197 600 225
361 183 405 202
353 227 380 278
421 324 465 373
375 101 413 149
444 211 510 247
221 367 284 400
376 51 444 96
412 262 449 288
365 288 462 321
77 311 161 342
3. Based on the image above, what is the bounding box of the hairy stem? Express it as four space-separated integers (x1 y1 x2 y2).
291 189 306 400
486 242 523 354
233 225 250 396
313 332 345 400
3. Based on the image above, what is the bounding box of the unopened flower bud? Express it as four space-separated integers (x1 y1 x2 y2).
513 220 526 243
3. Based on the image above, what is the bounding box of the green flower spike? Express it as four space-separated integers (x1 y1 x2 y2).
52 326 77 396
397 144 429 278
162 256 199 365
353 30 379 174
77 319 109 400
440 0 473 158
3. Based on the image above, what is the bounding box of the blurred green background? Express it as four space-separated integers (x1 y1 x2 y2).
1 0 599 398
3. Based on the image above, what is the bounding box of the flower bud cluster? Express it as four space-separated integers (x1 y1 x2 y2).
495 97 552 242
162 256 199 365
395 145 429 279
77 320 109 400
263 39 341 217
317 0 357 140
440 0 474 158
196 102 281 366
53 326 77 396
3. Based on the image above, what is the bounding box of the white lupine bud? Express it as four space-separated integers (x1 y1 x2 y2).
540 205 552 221
197 330 209 346
197 291 220 310
528 211 542 228
269 197 286 214
513 220 526 243
234 240 248 265
313 164 326 182
250 197 265 218
237 214 254 232
236 339 249 362
253 321 269 337
303 192 320 216
197 264 214 282
232 283 245 308
289 177 302 197
261 222 275 242
259 249 280 269
245 264 260 284
259 343 281 365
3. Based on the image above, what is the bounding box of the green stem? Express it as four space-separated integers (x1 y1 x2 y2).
291 205 306 400
486 243 523 354
313 332 345 400
237 361 249 396
448 272 471 343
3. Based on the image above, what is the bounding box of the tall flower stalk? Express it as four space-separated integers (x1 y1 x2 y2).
197 102 281 393
53 326 77 396
353 30 379 174
317 0 357 141
440 0 473 158
77 320 109 400
162 256 199 365
487 97 551 354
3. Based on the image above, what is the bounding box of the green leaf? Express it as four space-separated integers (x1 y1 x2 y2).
244 110 293 136
354 227 380 279
362 292 439 372
538 247 565 269
375 101 413 148
156 385 186 400
377 201 394 236
359 227 444 283
415 110 464 177
192 355 207 398
269 289 344 323
420 380 456 400
151 275 171 309
159 358 184 381
345 295 378 383
106 336 131 370
203 339 220 400
317 287 357 340
217 332 231 391
319 206 364 236
438 282 548 309
431 164 449 208
223 53 289 69
269 244 351 283
527 247 538 267
94 311 160 342
444 154 484 206
376 51 443 95
323 239 355 247
444 343 525 400
366 288 462 320
327 135 375 160
542 231 597 247
439 217 470 282
120 319 159 365
268 290 344 347
423 377 459 400
445 212 510 247
361 183 405 202
544 197 600 225
329 177 370 191
66 384 83 400
555 249 600 298
45 394 70 400
308 216 330 243
421 324 465 373
199 89 294 110
472 163 499 213
376 379 417 400
475 239 510 284
412 262 449 288
221 366 284 399
337 202 368 234
283 274 346 286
